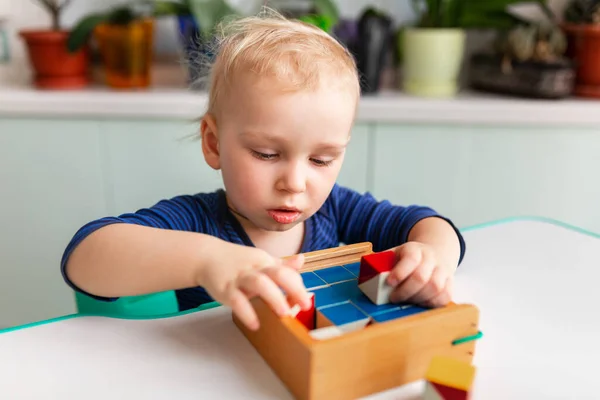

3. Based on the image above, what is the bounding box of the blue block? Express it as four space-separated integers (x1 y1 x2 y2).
330 280 362 300
319 301 369 326
344 262 361 277
314 266 356 284
372 305 429 323
301 272 327 289
311 280 362 308
351 292 399 316
311 286 347 308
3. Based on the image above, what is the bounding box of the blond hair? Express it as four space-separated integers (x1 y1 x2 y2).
200 8 360 116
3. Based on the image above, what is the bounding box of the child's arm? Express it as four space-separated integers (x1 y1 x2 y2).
66 223 311 330
386 217 461 306
331 184 465 307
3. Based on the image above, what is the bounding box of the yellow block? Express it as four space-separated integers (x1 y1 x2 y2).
425 356 476 391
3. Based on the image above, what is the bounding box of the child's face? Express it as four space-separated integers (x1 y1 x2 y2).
205 75 357 233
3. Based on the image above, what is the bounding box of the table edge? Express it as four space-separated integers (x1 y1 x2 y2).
2 216 598 335
460 215 600 238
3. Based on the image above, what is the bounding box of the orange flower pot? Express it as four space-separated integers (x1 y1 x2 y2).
94 19 154 89
19 30 90 89
562 24 600 98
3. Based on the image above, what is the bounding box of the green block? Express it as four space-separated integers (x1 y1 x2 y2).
75 291 179 318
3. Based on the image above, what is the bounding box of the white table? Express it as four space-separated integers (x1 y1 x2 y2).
1 219 599 399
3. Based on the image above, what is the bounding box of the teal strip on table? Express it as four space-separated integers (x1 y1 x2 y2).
0 302 221 335
460 215 600 238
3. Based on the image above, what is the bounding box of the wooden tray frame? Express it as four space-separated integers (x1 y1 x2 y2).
233 242 480 400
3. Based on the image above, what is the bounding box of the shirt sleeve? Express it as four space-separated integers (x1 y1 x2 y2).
329 184 466 265
60 195 213 302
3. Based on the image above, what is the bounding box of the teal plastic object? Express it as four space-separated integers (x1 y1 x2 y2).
74 290 179 318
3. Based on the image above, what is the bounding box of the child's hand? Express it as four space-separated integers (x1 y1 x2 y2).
386 242 455 308
198 241 312 331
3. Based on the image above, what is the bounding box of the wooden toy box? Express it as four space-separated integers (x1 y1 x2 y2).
233 242 480 400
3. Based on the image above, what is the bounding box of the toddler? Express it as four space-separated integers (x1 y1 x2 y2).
61 11 465 331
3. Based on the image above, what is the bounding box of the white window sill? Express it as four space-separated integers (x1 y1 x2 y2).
0 84 598 128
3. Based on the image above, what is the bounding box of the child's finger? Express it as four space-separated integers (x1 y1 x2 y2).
424 279 453 307
226 287 260 331
387 246 421 286
262 265 312 310
389 260 434 303
282 254 305 270
238 269 290 317
408 267 447 304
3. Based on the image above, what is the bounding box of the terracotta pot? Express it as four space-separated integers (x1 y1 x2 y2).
562 24 600 98
19 30 90 89
94 19 154 89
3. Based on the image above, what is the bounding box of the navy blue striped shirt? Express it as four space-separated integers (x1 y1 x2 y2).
61 184 465 311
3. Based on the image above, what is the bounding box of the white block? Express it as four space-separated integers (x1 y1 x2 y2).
358 271 393 305
423 381 444 400
309 318 372 340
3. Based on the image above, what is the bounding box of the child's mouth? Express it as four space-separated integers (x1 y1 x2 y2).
268 209 301 224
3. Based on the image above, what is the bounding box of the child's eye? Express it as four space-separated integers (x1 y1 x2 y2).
311 158 333 167
251 150 278 160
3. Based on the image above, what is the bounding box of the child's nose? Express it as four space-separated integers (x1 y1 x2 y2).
277 161 307 194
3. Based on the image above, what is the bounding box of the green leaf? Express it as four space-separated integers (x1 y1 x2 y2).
106 7 138 25
439 0 463 27
312 0 339 26
459 10 521 29
152 1 190 16
461 0 546 10
410 0 550 29
188 0 238 37
67 13 108 52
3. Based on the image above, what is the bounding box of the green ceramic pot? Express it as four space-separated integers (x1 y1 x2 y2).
402 28 466 97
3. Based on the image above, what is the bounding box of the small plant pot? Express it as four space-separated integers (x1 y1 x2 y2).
562 24 600 98
94 18 154 89
402 28 466 97
19 30 90 89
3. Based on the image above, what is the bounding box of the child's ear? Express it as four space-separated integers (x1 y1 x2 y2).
201 114 221 170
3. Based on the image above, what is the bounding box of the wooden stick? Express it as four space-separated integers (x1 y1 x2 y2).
292 242 372 272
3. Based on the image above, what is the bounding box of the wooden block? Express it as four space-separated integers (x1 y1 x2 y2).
234 242 481 400
423 381 444 400
233 298 313 400
288 293 316 330
310 303 479 400
358 250 396 284
298 242 373 272
357 250 396 305
309 318 372 340
315 309 335 329
424 356 476 400
426 355 476 392
358 271 393 305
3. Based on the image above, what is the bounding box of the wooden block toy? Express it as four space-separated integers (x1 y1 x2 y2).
423 356 476 400
233 242 482 400
288 293 316 330
358 250 396 305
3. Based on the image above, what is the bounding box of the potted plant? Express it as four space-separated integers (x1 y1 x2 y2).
150 0 339 88
562 0 600 98
468 15 575 99
151 0 239 88
67 4 155 89
399 0 545 97
18 0 90 89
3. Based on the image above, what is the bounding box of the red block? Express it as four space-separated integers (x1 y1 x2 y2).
291 293 315 330
431 382 469 400
358 250 396 284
